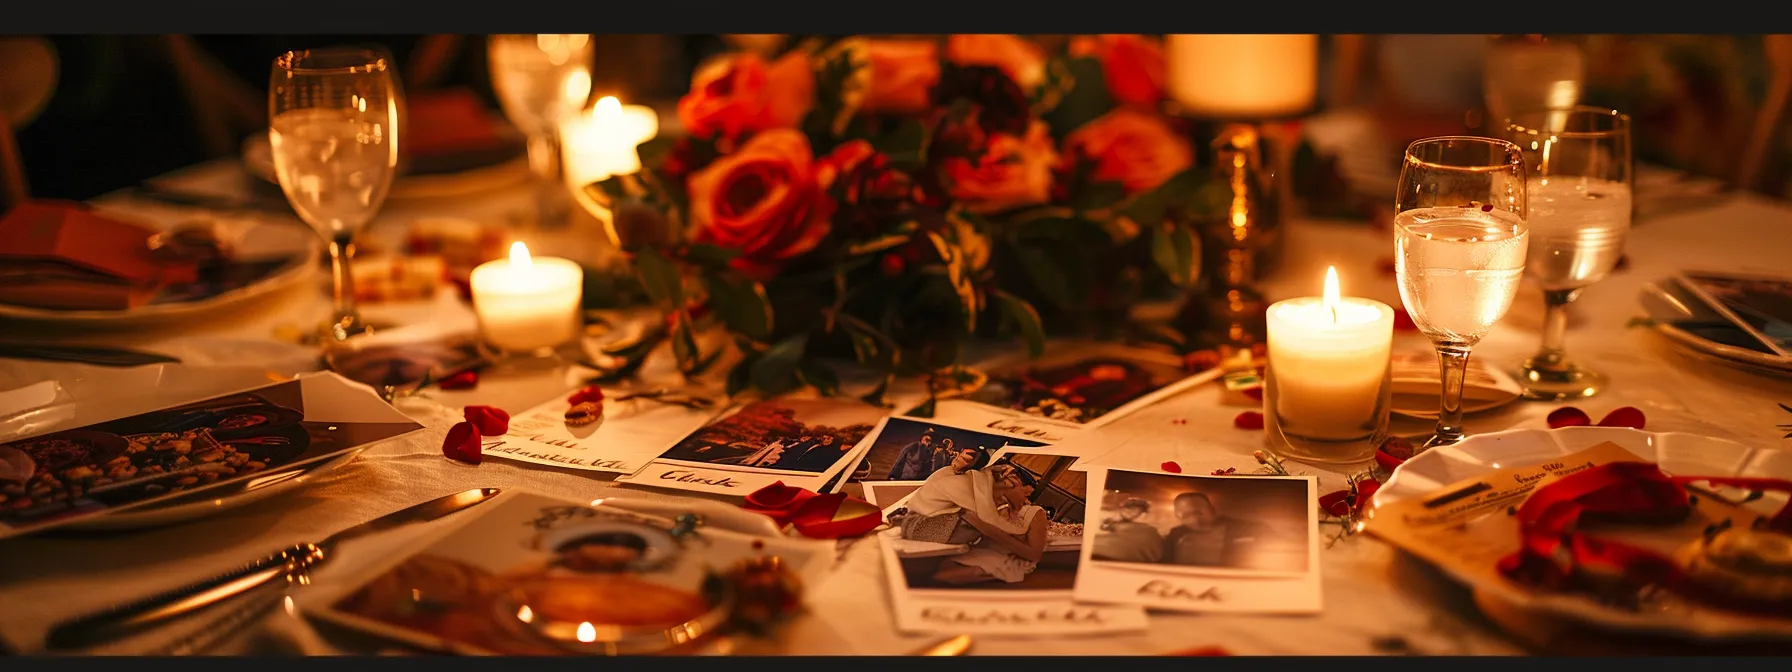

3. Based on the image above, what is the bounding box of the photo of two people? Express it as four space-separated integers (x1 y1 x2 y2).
849 418 1048 483
1088 470 1312 574
885 450 1087 592
960 345 1205 425
651 399 884 474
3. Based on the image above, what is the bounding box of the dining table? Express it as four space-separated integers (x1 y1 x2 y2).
2 127 1790 657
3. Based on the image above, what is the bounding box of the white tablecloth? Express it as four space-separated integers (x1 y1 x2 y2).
1 157 1790 656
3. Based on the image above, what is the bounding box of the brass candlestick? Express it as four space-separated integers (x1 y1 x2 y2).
1182 123 1285 349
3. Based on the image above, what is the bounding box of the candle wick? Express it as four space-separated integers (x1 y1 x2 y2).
1330 306 1338 324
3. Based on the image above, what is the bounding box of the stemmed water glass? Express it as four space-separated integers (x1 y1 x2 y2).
486 34 594 229
269 48 402 341
1393 137 1530 449
1504 106 1632 399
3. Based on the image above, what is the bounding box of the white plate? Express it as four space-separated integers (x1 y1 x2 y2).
1638 278 1792 377
242 132 533 201
0 216 321 329
1375 426 1792 642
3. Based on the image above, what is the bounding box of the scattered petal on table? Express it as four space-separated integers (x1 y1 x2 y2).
1184 349 1223 373
568 384 606 406
1160 461 1182 474
442 421 483 464
1234 411 1264 430
439 370 479 391
1242 387 1263 402
1210 467 1238 476
463 405 510 435
1320 490 1354 517
1546 406 1592 429
1392 307 1418 332
1596 406 1647 429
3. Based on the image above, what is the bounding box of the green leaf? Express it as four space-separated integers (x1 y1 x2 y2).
726 354 758 398
837 313 897 367
1150 226 1200 287
906 396 938 418
875 119 931 171
797 359 841 396
633 247 684 311
1042 56 1115 139
749 334 809 395
1013 245 1076 309
990 290 1046 359
801 40 870 152
1118 168 1213 227
670 313 701 374
683 244 741 269
703 272 774 341
844 233 914 257
925 231 979 331
858 373 897 408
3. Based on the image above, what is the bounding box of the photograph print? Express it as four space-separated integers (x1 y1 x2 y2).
847 417 1049 484
883 450 1089 592
1088 469 1313 575
1680 270 1792 355
960 343 1213 426
649 398 884 474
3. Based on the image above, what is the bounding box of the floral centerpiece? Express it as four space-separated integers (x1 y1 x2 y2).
582 34 1229 401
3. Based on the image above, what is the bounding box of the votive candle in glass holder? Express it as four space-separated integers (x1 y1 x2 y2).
470 241 584 357
1263 267 1394 465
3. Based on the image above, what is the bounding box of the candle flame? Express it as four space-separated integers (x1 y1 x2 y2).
510 241 533 268
576 621 597 643
1322 266 1340 323
596 95 621 120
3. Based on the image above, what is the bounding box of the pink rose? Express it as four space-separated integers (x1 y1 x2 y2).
942 121 1058 213
945 34 1047 91
687 130 834 278
1069 34 1167 107
863 40 942 115
1063 109 1193 194
676 52 815 140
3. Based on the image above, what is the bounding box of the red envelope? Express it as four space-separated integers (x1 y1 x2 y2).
0 201 196 310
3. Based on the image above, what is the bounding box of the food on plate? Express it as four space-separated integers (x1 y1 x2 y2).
351 255 447 303
0 427 281 513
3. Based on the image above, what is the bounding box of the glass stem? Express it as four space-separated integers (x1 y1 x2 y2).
527 130 570 229
1431 344 1473 448
1531 288 1580 372
327 232 360 339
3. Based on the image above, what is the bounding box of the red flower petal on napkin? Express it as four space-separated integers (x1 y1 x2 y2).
1160 461 1182 473
1392 307 1419 332
1319 490 1354 517
442 421 483 464
1546 406 1592 429
1242 387 1263 402
789 492 882 539
741 481 818 527
463 405 510 435
1233 411 1264 430
439 370 479 391
567 385 606 407
1597 406 1646 429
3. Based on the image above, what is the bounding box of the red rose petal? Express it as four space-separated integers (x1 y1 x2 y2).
1597 406 1646 429
1233 411 1264 430
442 421 483 464
439 370 479 391
463 405 510 435
567 384 606 407
1242 387 1263 402
1160 461 1183 474
1392 308 1419 332
1319 490 1353 517
1379 436 1416 461
1374 449 1406 473
1210 467 1237 476
1356 477 1381 502
1546 406 1592 429
789 492 882 539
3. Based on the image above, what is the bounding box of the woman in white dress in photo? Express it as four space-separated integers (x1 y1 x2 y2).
931 467 1048 585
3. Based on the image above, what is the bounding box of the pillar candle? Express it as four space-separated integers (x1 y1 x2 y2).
1166 34 1319 119
469 242 584 353
1265 267 1394 443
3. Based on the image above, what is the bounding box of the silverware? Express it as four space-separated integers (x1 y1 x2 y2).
915 634 973 656
0 344 181 367
44 488 501 651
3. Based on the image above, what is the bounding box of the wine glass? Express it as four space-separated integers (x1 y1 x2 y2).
1504 106 1631 400
269 47 402 341
1393 137 1530 449
486 34 594 229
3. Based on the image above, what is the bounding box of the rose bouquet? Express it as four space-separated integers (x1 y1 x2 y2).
583 34 1228 401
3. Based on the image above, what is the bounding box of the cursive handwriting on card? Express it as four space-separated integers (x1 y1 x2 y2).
1137 580 1222 603
919 605 1109 626
527 505 597 530
659 469 739 488
982 419 1071 443
484 439 635 472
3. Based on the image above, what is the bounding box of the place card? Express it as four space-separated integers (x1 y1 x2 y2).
482 390 716 476
614 397 889 496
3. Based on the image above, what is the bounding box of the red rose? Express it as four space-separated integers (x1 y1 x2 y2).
816 139 913 207
676 52 815 140
687 129 835 279
1069 34 1167 107
863 40 942 115
940 120 1058 213
1062 109 1193 194
945 34 1047 91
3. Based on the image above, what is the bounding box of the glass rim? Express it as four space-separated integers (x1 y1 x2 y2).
1505 105 1631 139
274 47 390 75
1403 136 1524 173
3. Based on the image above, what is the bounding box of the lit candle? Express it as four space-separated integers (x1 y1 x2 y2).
1165 34 1319 119
1263 267 1394 461
560 95 660 190
469 242 584 354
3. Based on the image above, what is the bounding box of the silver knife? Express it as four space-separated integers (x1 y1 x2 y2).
43 487 501 651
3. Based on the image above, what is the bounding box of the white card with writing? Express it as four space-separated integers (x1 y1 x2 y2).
615 397 889 496
876 531 1147 636
1072 467 1322 614
481 392 716 476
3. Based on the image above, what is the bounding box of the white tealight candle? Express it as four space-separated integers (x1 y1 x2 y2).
1264 267 1394 461
561 95 660 190
469 242 584 354
1166 34 1319 119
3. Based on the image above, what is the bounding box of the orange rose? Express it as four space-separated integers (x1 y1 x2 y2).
686 130 834 277
1063 109 1193 194
942 121 1058 213
945 34 1046 91
863 40 942 115
676 52 815 140
1069 34 1167 107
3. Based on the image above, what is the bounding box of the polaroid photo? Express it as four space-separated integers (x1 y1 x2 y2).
482 388 718 476
303 491 833 655
1072 467 1321 614
615 397 887 496
843 416 1053 487
946 341 1222 428
874 448 1148 635
322 323 485 392
1677 270 1792 357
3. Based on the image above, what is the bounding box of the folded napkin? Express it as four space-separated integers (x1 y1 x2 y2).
402 88 523 175
0 201 197 310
